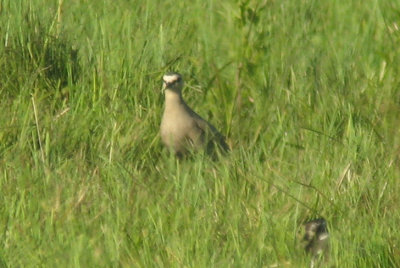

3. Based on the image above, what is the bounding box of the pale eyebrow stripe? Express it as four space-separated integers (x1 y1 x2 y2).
163 75 178 82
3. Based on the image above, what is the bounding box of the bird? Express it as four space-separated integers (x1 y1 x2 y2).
302 218 330 268
160 72 229 157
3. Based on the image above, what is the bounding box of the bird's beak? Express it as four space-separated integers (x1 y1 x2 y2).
162 81 174 92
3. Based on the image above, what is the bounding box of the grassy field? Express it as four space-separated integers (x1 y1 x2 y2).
1 0 400 267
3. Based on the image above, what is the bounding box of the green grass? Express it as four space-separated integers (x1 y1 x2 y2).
1 0 400 267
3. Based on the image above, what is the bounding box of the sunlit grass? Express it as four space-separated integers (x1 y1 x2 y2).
0 0 399 267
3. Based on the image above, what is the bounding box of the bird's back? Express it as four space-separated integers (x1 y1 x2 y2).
183 103 230 153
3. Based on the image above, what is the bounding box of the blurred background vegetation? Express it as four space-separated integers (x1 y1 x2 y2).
0 0 399 267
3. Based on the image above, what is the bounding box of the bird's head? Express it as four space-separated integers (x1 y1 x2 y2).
303 218 328 242
162 72 184 93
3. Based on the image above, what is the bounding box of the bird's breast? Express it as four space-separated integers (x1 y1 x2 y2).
160 107 194 146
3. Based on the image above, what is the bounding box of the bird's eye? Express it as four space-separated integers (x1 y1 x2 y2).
177 77 181 82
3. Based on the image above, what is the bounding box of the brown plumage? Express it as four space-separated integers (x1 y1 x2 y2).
160 72 229 156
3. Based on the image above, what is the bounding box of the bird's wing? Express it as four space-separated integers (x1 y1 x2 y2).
188 109 230 152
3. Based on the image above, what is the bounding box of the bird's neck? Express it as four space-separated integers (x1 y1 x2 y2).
164 89 184 109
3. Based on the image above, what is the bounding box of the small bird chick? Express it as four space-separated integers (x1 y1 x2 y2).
303 218 330 268
160 72 229 156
